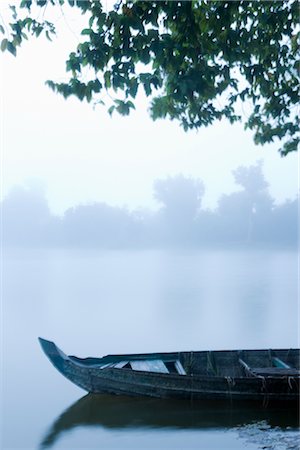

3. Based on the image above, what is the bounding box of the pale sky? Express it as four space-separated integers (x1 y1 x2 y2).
1 3 298 215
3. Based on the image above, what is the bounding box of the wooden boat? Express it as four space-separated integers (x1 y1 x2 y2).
39 338 300 404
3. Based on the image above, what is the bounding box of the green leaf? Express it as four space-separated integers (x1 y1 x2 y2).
9 5 17 20
128 78 138 97
0 38 8 52
92 79 102 93
7 41 16 56
127 100 135 110
81 28 91 36
108 105 115 115
89 16 95 28
20 0 32 8
116 100 130 115
143 81 151 96
12 34 22 46
96 13 107 29
35 26 43 38
104 71 111 88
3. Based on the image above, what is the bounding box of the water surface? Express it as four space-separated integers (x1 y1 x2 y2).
2 248 299 449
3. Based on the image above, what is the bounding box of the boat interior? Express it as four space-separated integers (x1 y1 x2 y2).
69 349 300 378
181 349 300 378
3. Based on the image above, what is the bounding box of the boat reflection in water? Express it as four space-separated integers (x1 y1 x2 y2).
39 394 299 449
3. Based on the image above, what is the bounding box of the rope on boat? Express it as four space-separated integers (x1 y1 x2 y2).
260 375 267 390
190 351 194 405
207 351 217 375
225 376 235 387
190 351 193 373
268 349 272 366
287 376 296 390
259 376 269 407
225 376 235 404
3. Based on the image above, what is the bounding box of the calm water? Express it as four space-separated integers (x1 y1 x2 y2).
2 248 299 449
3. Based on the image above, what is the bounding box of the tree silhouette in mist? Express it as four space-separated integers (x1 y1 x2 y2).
1 164 297 248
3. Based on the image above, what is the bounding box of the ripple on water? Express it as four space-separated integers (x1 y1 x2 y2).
235 420 300 450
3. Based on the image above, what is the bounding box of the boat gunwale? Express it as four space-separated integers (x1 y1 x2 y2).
69 347 300 363
39 338 300 376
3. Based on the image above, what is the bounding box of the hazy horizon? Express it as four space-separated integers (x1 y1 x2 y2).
2 162 297 249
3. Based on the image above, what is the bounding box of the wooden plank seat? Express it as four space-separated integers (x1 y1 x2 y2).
250 367 300 377
239 358 300 378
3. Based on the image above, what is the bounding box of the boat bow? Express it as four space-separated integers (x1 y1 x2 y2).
39 337 70 374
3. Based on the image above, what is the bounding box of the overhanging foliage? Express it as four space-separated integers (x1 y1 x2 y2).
1 0 299 155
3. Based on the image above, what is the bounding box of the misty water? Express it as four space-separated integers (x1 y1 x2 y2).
2 248 299 449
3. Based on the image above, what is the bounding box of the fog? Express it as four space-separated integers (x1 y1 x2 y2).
2 162 297 249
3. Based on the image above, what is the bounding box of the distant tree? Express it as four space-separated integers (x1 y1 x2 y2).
62 202 139 247
232 163 269 194
153 175 205 243
216 162 273 243
1 1 299 155
154 175 204 217
271 199 298 245
1 185 59 246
